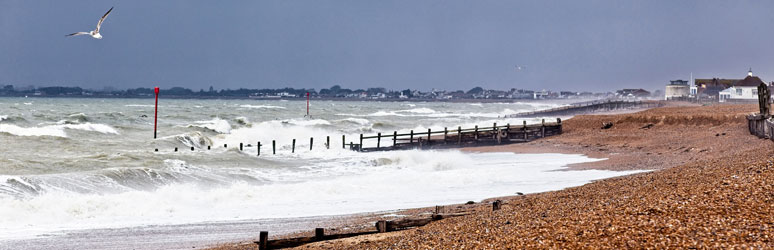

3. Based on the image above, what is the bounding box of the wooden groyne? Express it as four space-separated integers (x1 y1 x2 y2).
508 100 662 118
155 119 562 153
351 119 562 152
253 202 502 250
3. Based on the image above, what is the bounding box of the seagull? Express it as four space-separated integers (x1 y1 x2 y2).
66 7 113 39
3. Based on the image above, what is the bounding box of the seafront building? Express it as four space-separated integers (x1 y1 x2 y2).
718 69 765 102
664 80 690 100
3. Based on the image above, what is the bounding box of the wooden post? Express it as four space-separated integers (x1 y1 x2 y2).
240 143 243 151
457 126 462 145
377 133 381 148
259 231 268 250
272 140 276 155
541 119 545 138
224 144 227 148
557 118 561 124
443 127 448 144
257 142 261 156
174 147 178 152
342 135 346 149
310 137 313 151
326 136 330 149
359 134 364 152
427 128 431 145
376 220 387 233
207 145 211 150
292 139 296 153
493 122 497 131
315 228 324 241
474 125 479 141
523 121 528 140
493 200 502 211
393 131 397 147
349 142 353 150
409 130 414 144
190 146 194 151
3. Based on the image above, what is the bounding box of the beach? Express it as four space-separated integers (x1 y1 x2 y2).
212 103 774 249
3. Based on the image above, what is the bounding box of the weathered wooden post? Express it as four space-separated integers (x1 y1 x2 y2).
257 142 261 156
259 231 268 250
190 146 194 151
349 142 353 150
315 228 325 241
443 127 448 144
377 132 381 149
174 147 178 152
523 121 528 140
207 145 211 150
541 119 546 137
474 125 479 141
342 135 346 149
224 144 228 148
310 137 313 151
292 139 296 153
376 220 387 233
427 128 431 145
326 136 330 149
272 140 276 155
493 200 502 211
493 122 497 131
393 131 398 147
240 143 243 151
359 134 364 152
758 82 771 117
457 126 462 145
410 130 414 144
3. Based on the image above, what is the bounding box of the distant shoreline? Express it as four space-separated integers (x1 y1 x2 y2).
0 95 598 104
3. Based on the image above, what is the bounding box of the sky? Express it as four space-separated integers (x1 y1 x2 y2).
1 0 774 92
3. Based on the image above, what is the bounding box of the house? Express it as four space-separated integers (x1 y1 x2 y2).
665 80 690 100
694 78 738 99
718 69 765 102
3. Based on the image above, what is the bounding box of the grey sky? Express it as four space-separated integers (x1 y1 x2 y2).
1 0 773 92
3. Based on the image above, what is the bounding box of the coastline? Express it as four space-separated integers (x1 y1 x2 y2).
207 103 773 249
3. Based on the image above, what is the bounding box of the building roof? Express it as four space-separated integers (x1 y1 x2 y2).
695 78 738 88
733 75 765 87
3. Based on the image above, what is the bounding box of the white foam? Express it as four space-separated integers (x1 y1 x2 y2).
339 118 370 125
0 151 646 239
189 118 232 134
0 123 118 137
239 104 286 109
398 108 436 114
0 115 7 122
124 104 155 107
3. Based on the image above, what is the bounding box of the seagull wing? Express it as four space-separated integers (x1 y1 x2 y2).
95 7 113 33
66 32 90 37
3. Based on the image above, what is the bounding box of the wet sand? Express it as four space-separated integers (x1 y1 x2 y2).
273 104 774 249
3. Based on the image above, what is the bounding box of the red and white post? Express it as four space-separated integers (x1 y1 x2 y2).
154 87 159 139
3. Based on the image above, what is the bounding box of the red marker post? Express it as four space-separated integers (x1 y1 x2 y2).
154 87 159 139
306 92 310 117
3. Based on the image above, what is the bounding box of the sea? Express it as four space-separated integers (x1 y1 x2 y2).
0 97 644 249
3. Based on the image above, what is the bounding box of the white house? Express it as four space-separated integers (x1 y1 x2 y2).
718 69 764 102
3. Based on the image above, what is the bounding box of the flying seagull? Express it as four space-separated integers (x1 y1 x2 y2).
66 7 113 39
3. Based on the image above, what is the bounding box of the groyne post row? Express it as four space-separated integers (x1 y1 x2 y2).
508 100 663 118
153 120 562 153
352 119 562 152
253 202 501 249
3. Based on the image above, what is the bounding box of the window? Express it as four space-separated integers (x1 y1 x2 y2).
737 89 743 95
753 89 758 96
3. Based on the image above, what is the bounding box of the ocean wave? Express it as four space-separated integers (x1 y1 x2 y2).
0 123 118 137
175 131 213 148
397 108 436 114
188 118 232 134
338 118 370 125
239 104 286 109
124 104 155 107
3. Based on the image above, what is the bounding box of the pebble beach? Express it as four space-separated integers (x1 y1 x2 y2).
213 103 774 249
